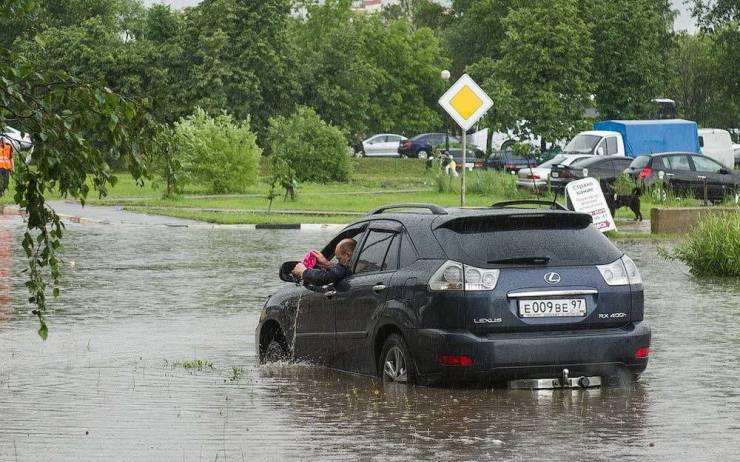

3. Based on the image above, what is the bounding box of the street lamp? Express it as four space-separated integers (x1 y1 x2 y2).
441 70 451 153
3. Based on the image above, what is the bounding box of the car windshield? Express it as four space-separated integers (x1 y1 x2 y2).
434 214 622 267
564 134 602 154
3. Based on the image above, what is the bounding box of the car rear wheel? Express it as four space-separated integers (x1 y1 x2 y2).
417 150 430 160
379 334 415 384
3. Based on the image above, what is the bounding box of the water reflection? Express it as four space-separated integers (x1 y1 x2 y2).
0 222 738 460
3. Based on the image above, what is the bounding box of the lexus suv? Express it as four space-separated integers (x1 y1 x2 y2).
256 202 650 388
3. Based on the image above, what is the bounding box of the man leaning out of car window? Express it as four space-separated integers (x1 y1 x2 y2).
292 239 356 286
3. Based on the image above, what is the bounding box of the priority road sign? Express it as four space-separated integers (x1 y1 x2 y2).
438 74 493 131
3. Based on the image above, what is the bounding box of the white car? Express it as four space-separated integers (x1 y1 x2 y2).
358 134 407 157
733 143 740 167
2 126 33 152
516 154 592 190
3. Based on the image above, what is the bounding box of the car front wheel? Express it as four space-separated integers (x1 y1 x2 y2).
262 338 289 363
379 334 415 384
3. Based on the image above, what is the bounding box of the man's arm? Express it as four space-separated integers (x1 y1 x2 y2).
302 264 349 286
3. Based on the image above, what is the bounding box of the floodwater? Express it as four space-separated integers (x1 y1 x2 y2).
0 215 738 461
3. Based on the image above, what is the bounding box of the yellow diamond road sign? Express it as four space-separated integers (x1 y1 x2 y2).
439 74 493 131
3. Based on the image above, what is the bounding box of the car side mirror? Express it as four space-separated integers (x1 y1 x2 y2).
596 146 605 156
279 261 301 283
719 168 729 174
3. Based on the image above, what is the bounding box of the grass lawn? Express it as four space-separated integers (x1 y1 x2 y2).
4 157 734 226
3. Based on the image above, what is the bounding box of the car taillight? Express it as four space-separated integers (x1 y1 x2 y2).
635 347 650 359
639 167 652 179
527 174 541 180
402 140 412 148
559 170 574 178
597 255 642 286
474 161 483 168
428 260 500 291
439 355 473 366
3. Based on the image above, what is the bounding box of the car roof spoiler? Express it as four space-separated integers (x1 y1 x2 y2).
490 200 568 211
368 203 448 215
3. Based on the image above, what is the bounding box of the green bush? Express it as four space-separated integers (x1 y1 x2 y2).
661 212 740 277
267 106 351 183
173 108 261 194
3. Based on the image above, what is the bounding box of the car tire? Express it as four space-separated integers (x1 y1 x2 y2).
379 334 416 384
417 150 430 160
261 338 289 364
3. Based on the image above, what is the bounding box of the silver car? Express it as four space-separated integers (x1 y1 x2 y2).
516 154 592 190
358 134 407 157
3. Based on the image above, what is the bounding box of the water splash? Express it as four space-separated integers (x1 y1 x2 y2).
291 290 304 358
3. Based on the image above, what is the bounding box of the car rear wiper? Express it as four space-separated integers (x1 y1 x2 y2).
488 256 551 265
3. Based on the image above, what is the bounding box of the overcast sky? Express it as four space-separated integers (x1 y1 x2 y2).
143 0 697 32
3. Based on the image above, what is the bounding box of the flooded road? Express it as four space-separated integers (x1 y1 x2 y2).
0 215 738 461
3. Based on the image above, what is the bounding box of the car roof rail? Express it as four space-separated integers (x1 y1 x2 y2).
490 200 569 211
368 203 448 216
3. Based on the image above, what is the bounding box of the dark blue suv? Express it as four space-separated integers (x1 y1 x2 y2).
256 203 650 387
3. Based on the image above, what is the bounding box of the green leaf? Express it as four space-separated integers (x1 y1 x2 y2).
38 321 48 340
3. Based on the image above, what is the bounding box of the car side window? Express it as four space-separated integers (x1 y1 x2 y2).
355 231 394 274
388 135 401 143
399 233 418 268
606 137 618 155
691 156 722 173
382 234 400 271
666 155 692 171
652 157 668 171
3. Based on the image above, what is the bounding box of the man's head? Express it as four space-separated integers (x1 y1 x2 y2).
335 238 356 265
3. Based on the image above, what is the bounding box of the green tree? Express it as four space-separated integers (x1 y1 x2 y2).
665 33 718 125
2 0 153 339
292 0 380 138
180 0 300 136
584 0 675 119
173 108 261 194
268 107 351 183
494 0 593 145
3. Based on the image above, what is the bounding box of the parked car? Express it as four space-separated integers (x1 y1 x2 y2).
2 126 33 152
257 203 650 387
355 133 407 157
398 133 484 159
443 149 486 171
485 150 538 172
625 152 740 201
549 156 634 191
734 144 740 167
515 154 592 190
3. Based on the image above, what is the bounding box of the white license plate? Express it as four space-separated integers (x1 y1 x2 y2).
551 172 559 178
519 298 586 317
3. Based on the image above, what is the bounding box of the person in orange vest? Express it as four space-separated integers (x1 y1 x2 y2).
0 137 13 197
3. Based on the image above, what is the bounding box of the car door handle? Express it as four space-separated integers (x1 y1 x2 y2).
665 173 674 177
372 284 386 294
697 175 707 180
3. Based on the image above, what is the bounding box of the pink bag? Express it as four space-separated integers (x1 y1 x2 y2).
302 251 317 269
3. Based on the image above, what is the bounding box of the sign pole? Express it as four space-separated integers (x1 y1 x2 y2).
438 73 493 209
461 134 466 207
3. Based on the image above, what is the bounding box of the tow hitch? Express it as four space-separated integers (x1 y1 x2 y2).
509 369 602 390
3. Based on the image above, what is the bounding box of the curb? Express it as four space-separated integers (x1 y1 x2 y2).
2 205 345 231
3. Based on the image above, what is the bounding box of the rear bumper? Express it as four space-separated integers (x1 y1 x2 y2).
408 321 651 386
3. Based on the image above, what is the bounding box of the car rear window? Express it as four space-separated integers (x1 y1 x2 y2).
434 214 622 267
629 156 650 169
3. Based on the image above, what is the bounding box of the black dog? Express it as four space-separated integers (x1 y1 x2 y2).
604 186 643 221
